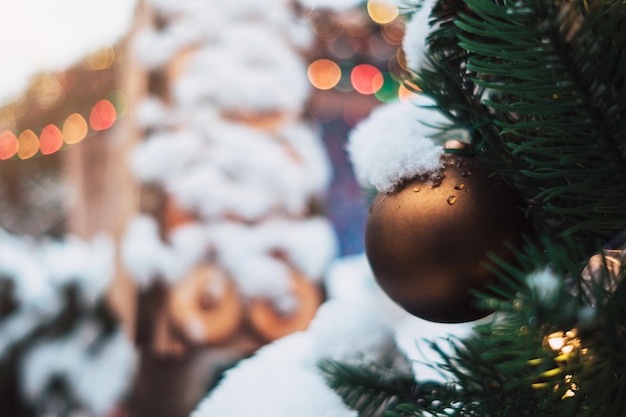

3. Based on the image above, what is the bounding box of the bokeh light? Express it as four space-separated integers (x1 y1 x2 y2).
39 124 64 155
367 0 399 25
89 99 117 131
398 83 421 102
85 45 117 71
350 64 384 95
17 129 39 159
381 21 405 45
0 108 17 132
374 72 401 102
0 130 18 160
109 90 128 118
30 73 65 111
63 113 89 144
308 59 342 90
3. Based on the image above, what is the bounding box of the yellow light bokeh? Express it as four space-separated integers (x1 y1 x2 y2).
63 113 89 144
85 45 117 71
398 83 421 103
308 59 342 90
367 0 399 25
17 129 40 159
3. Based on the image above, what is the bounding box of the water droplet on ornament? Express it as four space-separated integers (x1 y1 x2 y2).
454 183 465 191
412 187 420 192
447 196 457 205
460 170 472 177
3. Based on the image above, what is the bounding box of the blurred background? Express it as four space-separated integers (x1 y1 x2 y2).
0 1 416 416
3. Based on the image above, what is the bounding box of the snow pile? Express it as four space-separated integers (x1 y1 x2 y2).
122 0 338 311
347 97 448 192
130 114 332 221
191 299 410 417
0 0 137 106
122 215 338 306
192 255 481 417
402 0 438 74
21 322 136 417
0 230 115 349
0 229 137 416
134 0 313 113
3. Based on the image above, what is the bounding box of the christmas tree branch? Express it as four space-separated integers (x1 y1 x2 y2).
411 0 626 251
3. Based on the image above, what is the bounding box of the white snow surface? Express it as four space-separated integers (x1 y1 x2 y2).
192 298 410 417
131 111 331 221
192 331 357 417
0 229 117 359
526 267 561 304
0 229 115 309
192 255 483 417
402 0 438 73
172 23 310 114
121 215 338 298
347 97 448 192
0 0 137 106
21 322 137 416
298 0 365 11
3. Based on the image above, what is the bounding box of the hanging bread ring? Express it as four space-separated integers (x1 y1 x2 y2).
248 269 323 342
163 194 197 232
168 263 243 345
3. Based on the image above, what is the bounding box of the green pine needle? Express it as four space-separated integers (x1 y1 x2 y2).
412 0 626 252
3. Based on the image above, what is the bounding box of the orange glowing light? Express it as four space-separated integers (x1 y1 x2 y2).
17 129 40 159
89 99 117 131
367 0 399 24
398 83 421 103
308 59 342 90
0 130 18 160
351 64 384 95
39 124 64 155
63 113 89 144
381 21 405 45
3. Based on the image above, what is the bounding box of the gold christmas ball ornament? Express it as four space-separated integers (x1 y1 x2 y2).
365 152 533 323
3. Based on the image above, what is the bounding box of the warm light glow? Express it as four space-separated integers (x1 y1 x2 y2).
85 45 117 70
63 113 89 144
30 73 65 110
381 21 405 44
547 331 566 351
0 130 18 160
89 99 117 131
398 83 421 102
17 129 40 159
0 108 17 131
308 59 342 90
367 0 399 24
545 329 581 357
39 124 64 155
351 64 384 95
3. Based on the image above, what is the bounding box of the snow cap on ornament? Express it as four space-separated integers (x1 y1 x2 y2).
350 97 533 324
347 96 452 193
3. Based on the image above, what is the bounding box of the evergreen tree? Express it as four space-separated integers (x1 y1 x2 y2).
322 0 626 416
